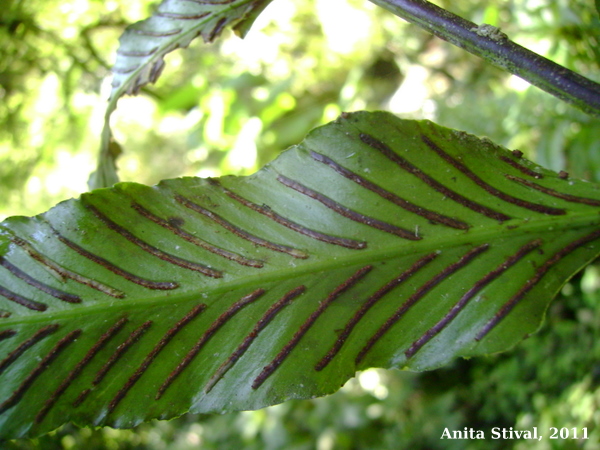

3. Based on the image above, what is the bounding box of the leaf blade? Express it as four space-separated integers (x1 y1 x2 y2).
2 112 600 438
110 0 273 101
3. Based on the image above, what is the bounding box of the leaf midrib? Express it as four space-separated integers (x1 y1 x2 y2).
4 209 598 327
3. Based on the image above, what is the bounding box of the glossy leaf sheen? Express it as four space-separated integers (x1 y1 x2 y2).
1 112 600 439
95 0 273 191
110 0 273 100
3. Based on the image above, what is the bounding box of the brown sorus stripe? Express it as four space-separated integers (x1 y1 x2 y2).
315 253 438 371
10 237 68 282
176 194 308 259
220 185 367 249
0 257 80 304
0 329 16 342
207 17 227 42
50 224 179 290
421 135 566 215
36 318 128 423
156 11 210 20
278 176 421 240
0 325 60 376
92 321 153 386
72 389 91 408
0 311 11 319
107 304 206 415
310 151 470 230
506 175 600 207
0 284 47 311
11 237 125 298
131 202 264 267
129 28 182 37
476 229 600 340
499 155 543 179
181 0 237 4
406 240 541 359
356 244 490 365
204 286 305 393
156 289 265 399
85 204 223 278
359 133 511 222
111 65 137 74
253 266 373 389
116 47 158 57
0 329 81 415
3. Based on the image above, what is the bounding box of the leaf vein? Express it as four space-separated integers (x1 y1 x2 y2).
218 182 367 249
36 318 129 424
310 150 470 230
176 194 308 258
315 253 438 371
131 202 264 267
205 286 305 393
359 132 511 221
506 175 600 206
49 224 178 290
421 135 566 215
85 203 223 278
0 325 60 376
107 304 206 415
252 266 373 389
356 244 490 365
156 289 265 400
277 175 421 240
476 229 600 339
406 239 542 358
0 257 81 304
0 329 81 415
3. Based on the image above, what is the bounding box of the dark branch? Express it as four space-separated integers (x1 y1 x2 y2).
369 0 600 116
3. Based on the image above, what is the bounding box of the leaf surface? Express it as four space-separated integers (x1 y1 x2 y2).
92 0 273 190
110 0 272 101
2 112 600 438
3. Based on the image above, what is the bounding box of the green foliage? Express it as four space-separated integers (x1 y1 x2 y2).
2 281 599 448
92 0 276 189
1 0 600 446
0 0 139 218
2 112 600 439
3 0 598 218
109 0 272 101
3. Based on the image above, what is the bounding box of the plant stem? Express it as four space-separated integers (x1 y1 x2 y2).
369 0 600 116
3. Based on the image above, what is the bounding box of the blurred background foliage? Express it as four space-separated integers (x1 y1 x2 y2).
1 0 600 448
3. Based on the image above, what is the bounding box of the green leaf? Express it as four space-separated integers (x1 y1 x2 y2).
87 134 123 191
93 0 273 190
109 0 273 102
2 112 600 439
